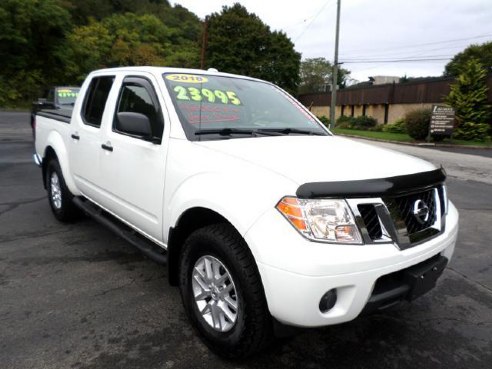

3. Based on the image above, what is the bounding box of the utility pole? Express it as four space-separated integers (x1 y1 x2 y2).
200 17 209 69
330 0 341 130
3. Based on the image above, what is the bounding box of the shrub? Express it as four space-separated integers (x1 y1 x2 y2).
405 108 432 140
445 58 491 129
335 115 354 129
431 134 446 142
335 115 378 130
336 121 353 129
453 122 490 141
351 115 377 129
383 118 407 133
369 124 383 132
317 115 330 127
336 115 352 124
445 58 491 141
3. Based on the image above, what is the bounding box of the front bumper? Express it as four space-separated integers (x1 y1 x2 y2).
244 201 458 327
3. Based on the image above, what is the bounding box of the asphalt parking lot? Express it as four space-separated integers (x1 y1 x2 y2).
1 111 491 369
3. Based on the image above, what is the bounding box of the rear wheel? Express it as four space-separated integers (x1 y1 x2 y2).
46 159 79 222
179 224 272 358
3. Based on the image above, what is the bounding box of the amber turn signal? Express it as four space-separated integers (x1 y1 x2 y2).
276 197 308 231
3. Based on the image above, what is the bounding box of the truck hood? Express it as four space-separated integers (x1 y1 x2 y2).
196 135 436 185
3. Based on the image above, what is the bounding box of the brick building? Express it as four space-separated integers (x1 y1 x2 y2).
297 75 492 124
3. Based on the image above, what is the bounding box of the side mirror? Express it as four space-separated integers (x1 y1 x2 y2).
116 112 152 138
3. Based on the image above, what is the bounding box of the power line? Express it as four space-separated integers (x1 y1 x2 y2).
340 43 473 60
340 33 492 55
294 0 336 42
342 54 455 61
342 57 452 64
339 34 492 61
283 14 319 31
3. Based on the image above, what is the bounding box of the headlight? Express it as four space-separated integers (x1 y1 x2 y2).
276 196 362 244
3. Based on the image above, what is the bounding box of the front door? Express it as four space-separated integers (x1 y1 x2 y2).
97 75 167 242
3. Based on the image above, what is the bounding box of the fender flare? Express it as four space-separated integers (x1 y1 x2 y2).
43 131 81 196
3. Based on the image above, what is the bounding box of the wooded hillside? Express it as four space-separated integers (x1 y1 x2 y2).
0 0 301 106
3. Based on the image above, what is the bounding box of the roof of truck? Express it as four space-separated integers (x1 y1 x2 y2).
89 66 263 83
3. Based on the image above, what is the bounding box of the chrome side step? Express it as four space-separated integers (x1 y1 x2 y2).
73 197 167 265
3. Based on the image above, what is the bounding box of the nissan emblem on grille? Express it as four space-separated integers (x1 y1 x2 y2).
412 199 430 224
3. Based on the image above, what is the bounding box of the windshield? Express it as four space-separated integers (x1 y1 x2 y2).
56 87 80 106
163 73 328 141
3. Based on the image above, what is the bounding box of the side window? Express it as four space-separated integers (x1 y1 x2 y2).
114 78 163 140
82 76 115 127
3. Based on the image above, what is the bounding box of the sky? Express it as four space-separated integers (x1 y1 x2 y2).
171 0 492 82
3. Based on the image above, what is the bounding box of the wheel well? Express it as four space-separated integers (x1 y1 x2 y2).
167 207 232 286
42 146 58 189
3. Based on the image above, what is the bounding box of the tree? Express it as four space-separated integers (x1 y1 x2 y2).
0 0 203 107
63 13 200 82
205 4 301 93
65 0 202 44
65 0 171 25
444 41 492 77
0 0 71 105
158 4 201 43
299 57 351 94
445 58 491 141
62 20 114 82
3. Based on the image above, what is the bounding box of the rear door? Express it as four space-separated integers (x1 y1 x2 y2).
70 75 115 202
97 74 168 242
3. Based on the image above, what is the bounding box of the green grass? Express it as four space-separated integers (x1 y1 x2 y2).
332 128 414 142
332 128 492 147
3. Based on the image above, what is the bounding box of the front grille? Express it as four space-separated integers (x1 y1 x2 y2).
383 187 442 246
358 204 382 240
387 189 437 234
353 186 443 248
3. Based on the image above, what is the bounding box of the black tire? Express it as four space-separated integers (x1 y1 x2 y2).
179 223 272 358
46 159 79 222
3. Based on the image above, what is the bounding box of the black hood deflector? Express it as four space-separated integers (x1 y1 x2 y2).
296 168 446 199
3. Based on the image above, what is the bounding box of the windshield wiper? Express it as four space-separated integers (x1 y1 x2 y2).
194 128 280 137
258 128 326 136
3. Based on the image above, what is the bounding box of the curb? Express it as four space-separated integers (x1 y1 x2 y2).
337 133 492 150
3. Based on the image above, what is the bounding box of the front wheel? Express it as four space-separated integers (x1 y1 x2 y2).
179 224 272 358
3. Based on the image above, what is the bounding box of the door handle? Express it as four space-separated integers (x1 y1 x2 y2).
101 143 113 152
71 133 80 140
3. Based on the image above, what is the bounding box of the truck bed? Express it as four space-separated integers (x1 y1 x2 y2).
36 107 73 124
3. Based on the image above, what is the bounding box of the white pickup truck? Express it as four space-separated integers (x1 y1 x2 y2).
34 67 459 358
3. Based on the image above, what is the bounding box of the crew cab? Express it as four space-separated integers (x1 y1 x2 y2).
33 67 459 358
